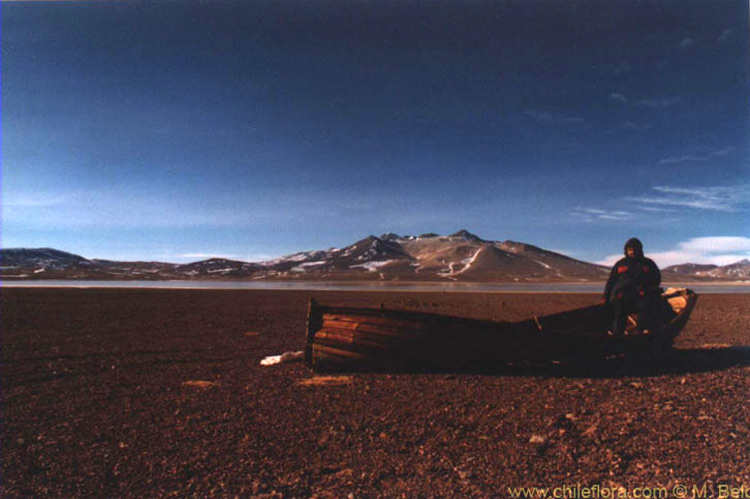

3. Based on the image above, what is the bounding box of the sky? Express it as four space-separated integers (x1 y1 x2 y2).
2 0 749 267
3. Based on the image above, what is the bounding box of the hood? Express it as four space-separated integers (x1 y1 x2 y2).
624 238 644 258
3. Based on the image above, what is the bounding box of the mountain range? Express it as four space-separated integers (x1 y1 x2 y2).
2 230 749 282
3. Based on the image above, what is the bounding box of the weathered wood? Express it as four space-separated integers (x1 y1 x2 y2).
305 298 323 364
315 329 355 344
321 319 361 330
316 328 401 351
312 343 366 360
318 317 430 342
324 314 431 331
305 289 698 372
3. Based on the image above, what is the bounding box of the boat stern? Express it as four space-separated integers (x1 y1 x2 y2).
305 298 324 366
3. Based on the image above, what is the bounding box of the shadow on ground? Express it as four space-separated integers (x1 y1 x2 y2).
502 346 750 378
315 347 750 378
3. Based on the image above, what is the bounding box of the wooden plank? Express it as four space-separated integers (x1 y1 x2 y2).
316 330 355 345
313 343 366 360
349 336 397 352
322 319 361 330
320 319 427 341
318 327 410 352
324 314 429 331
349 323 425 341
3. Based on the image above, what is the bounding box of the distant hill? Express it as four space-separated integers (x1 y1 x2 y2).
1 248 92 270
2 233 748 282
662 259 750 281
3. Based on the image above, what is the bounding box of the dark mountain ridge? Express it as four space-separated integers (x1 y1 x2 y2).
2 233 748 282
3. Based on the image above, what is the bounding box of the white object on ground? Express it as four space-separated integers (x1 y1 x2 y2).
260 350 305 366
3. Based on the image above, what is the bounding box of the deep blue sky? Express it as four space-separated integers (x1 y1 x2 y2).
3 0 749 266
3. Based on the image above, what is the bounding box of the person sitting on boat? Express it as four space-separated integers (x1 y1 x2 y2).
601 238 661 336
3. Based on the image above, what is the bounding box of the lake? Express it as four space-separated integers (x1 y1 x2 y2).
2 280 749 294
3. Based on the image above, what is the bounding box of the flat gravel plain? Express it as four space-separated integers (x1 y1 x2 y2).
1 289 748 498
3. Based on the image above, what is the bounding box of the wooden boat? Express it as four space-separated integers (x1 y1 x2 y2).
304 288 698 372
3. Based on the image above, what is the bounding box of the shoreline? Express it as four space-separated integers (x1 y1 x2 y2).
2 279 749 293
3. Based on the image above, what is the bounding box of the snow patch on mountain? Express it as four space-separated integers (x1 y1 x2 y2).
438 247 484 277
455 247 484 275
350 260 395 272
290 261 327 272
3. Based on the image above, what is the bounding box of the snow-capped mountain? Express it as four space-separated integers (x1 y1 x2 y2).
176 258 261 278
662 263 719 275
715 259 750 279
1 248 93 270
256 236 414 277
663 259 750 281
2 233 748 281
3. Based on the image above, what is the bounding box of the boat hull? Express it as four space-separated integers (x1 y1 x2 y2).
305 289 698 372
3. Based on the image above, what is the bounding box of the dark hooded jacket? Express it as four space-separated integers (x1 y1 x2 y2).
603 238 661 302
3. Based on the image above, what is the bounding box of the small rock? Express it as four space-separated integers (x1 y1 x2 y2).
297 376 353 387
335 468 354 478
456 469 470 480
182 380 218 388
583 425 598 437
529 435 546 445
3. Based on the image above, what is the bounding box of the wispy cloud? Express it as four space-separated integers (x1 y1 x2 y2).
608 92 681 109
628 184 749 212
572 207 634 222
710 146 734 157
639 96 681 108
679 37 696 50
657 146 734 165
3 191 76 208
623 121 653 131
657 154 707 165
3 185 372 230
637 206 678 213
4 189 258 229
717 28 733 43
613 63 631 75
599 237 750 267
571 205 681 225
523 110 585 126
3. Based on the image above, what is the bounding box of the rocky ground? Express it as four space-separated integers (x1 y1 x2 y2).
1 288 748 498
